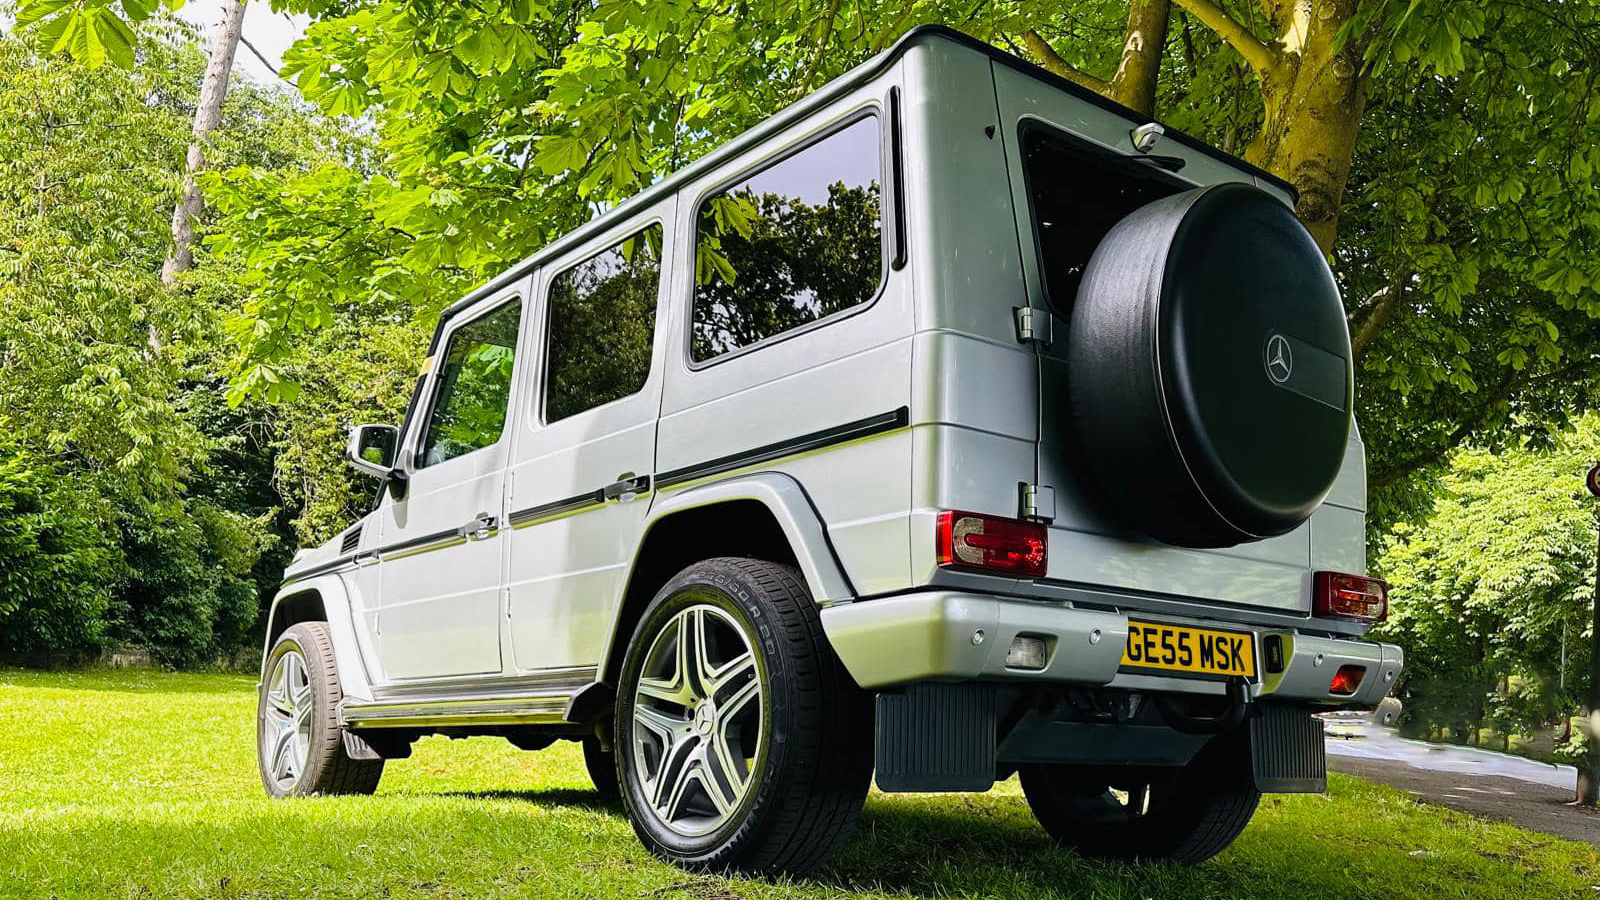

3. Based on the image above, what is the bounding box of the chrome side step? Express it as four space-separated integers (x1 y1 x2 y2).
341 691 575 728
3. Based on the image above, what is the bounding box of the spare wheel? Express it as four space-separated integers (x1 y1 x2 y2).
1065 182 1352 548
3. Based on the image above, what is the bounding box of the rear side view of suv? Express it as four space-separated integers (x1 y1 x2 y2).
257 26 1402 875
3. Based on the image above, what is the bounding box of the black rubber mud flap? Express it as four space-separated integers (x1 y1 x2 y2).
1249 702 1326 793
875 683 997 792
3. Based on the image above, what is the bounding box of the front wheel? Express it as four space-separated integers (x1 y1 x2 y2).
257 621 384 797
1019 734 1260 865
615 558 872 875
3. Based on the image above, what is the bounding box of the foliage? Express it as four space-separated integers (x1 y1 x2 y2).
1374 426 1599 741
0 433 119 654
0 22 351 661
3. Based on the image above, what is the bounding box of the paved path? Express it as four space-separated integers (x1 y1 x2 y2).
1325 720 1600 848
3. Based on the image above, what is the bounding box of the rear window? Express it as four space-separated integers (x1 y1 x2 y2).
1020 125 1184 312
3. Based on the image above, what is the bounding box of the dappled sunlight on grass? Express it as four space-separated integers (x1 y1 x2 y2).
2 669 1598 899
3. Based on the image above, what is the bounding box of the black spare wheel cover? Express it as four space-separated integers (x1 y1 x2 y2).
1066 182 1352 548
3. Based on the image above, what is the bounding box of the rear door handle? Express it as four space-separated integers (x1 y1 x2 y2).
457 512 498 541
602 475 651 502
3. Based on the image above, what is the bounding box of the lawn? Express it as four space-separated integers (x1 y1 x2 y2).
1 669 1596 900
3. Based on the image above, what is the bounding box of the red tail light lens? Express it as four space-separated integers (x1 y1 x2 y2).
1329 664 1366 696
1313 571 1388 622
936 511 1047 577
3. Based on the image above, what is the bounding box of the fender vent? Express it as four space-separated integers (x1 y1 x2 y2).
340 526 363 555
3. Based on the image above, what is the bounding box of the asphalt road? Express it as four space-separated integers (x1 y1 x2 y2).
1325 720 1599 848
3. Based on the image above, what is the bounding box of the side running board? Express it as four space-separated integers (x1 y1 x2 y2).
341 690 577 729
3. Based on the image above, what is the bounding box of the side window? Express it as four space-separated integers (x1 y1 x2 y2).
544 225 662 422
417 300 522 468
691 115 883 362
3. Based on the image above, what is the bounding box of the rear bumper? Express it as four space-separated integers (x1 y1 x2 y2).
820 590 1402 707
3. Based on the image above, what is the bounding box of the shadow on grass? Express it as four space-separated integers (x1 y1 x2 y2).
433 787 624 813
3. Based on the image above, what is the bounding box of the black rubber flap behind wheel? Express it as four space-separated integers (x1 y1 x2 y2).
1067 182 1352 547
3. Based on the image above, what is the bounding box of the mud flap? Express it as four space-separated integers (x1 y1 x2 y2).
874 683 996 792
1250 702 1326 793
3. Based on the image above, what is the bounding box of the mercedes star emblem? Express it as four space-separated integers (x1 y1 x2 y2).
1265 334 1294 384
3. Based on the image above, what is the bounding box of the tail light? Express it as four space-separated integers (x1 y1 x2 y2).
936 511 1047 577
1313 571 1388 623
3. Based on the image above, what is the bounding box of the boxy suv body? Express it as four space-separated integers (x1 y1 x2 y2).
257 26 1402 873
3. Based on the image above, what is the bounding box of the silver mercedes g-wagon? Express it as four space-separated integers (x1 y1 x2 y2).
257 25 1402 874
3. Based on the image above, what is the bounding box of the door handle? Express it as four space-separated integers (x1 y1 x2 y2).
457 512 498 541
602 474 651 503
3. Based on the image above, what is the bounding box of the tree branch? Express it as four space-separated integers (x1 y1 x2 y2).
239 35 281 79
1351 273 1407 359
1168 0 1277 75
1021 29 1110 94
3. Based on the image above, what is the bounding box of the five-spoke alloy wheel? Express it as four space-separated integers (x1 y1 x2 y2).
256 621 383 797
615 558 872 875
261 647 314 789
630 604 764 836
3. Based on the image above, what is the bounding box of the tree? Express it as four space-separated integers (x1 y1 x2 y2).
163 0 246 282
1375 429 1598 746
0 21 354 662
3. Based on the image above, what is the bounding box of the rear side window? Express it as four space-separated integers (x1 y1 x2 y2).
1021 125 1184 311
544 225 662 422
418 300 522 468
691 115 883 362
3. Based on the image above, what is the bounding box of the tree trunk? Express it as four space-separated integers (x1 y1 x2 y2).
1243 0 1367 255
161 0 247 284
1108 0 1171 115
1020 0 1169 117
1169 0 1368 255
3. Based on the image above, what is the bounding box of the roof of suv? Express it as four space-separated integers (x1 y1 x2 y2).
440 25 1295 338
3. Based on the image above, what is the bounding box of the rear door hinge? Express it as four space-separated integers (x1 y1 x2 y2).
1019 482 1056 523
1013 306 1054 347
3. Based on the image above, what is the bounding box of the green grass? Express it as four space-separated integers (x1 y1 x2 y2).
1 669 1597 900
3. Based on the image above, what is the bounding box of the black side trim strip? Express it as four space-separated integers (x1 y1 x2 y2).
656 406 910 489
509 490 607 526
889 86 908 270
284 552 359 583
378 526 463 556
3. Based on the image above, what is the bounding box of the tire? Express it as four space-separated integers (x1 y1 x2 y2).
1019 732 1261 865
584 736 620 797
614 558 873 875
257 621 384 797
1066 182 1352 547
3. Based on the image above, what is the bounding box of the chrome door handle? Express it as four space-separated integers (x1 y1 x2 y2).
602 475 651 502
457 513 498 541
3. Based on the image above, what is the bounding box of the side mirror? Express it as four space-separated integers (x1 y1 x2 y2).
346 424 400 479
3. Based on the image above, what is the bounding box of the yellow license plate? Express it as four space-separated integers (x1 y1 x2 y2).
1121 620 1256 678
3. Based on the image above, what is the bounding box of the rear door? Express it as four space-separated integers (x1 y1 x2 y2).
991 64 1364 614
503 202 673 674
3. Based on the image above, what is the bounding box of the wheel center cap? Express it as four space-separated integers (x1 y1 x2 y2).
692 701 716 736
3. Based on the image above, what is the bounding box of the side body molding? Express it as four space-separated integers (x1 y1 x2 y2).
260 572 377 703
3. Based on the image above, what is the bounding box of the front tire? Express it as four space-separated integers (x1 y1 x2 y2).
615 558 872 875
1019 733 1260 865
257 621 383 797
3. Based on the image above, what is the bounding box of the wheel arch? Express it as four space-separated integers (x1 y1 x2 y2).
260 573 375 701
597 472 854 686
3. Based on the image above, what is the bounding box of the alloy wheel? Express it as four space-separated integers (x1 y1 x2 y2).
261 647 314 790
630 604 764 837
